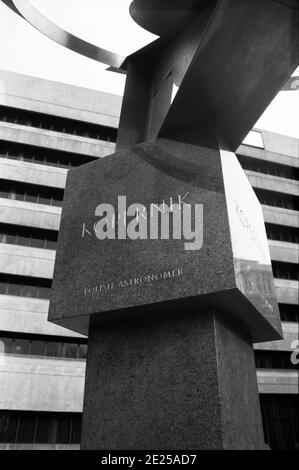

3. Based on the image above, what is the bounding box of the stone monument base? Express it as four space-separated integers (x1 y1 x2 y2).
81 310 267 449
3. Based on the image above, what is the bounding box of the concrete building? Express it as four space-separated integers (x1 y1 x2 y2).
0 70 298 450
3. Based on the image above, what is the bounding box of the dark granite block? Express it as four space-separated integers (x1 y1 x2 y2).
81 311 267 450
48 137 281 342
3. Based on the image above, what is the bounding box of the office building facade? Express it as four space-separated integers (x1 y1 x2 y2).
0 71 298 449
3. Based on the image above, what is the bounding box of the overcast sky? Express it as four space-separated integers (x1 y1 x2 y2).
0 0 298 138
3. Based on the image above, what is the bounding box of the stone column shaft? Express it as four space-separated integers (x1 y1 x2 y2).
81 311 266 450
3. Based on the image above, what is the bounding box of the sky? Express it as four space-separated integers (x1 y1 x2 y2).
0 0 298 139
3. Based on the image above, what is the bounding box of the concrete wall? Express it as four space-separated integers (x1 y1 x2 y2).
0 69 122 128
0 355 85 412
0 122 116 158
246 170 299 196
0 198 61 230
238 129 299 161
0 157 67 189
268 240 299 264
274 279 299 304
0 243 55 279
0 295 84 338
257 370 299 394
262 205 298 228
261 129 299 159
237 144 298 167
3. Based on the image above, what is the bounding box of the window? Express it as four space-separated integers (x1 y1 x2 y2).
0 274 52 299
271 261 299 281
0 411 82 444
237 154 299 181
279 304 299 323
0 104 117 143
0 223 58 250
22 285 39 298
45 341 60 358
24 188 37 203
17 233 31 247
254 188 298 211
255 350 298 370
35 414 51 444
0 337 13 354
0 333 87 360
12 338 30 355
63 343 79 359
78 344 88 359
16 413 36 443
265 224 299 244
0 179 64 207
260 395 299 450
8 283 24 296
30 340 45 356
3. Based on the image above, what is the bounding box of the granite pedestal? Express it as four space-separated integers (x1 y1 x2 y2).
49 138 281 449
81 311 266 450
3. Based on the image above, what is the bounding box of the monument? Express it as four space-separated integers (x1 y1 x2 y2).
4 0 298 449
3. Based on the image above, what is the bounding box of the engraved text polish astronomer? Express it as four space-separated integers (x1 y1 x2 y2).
81 193 203 295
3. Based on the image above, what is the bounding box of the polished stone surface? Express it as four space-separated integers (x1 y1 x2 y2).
49 137 281 342
81 311 267 450
220 149 282 339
